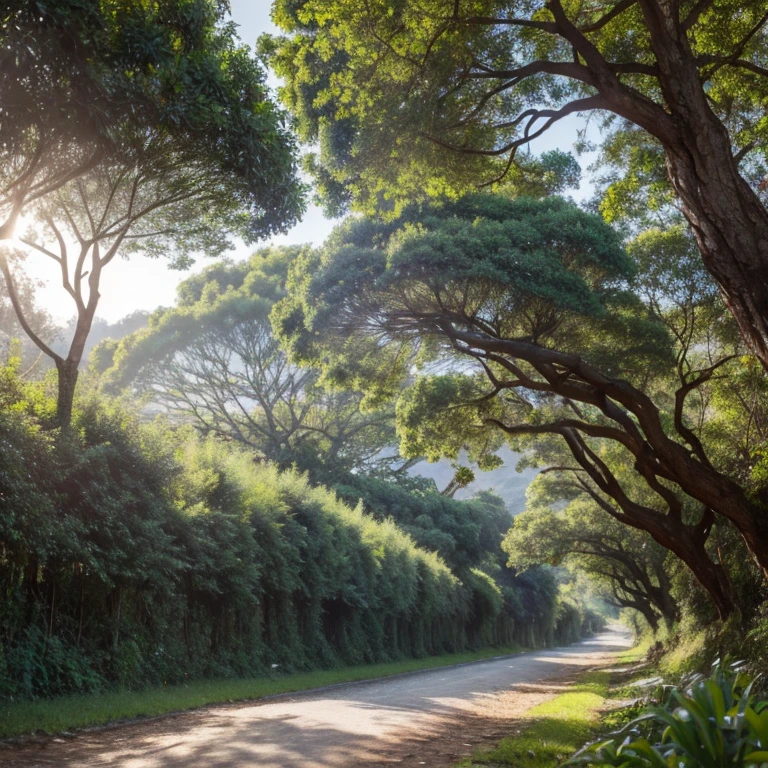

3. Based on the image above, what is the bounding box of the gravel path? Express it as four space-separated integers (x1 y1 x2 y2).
3 626 632 767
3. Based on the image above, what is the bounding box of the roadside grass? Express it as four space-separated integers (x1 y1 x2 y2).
658 627 707 678
0 644 523 739
616 632 655 665
460 670 611 768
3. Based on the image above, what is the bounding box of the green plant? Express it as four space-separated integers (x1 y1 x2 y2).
573 661 768 768
465 671 611 767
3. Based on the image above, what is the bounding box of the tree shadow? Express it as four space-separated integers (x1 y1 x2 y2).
2 630 631 767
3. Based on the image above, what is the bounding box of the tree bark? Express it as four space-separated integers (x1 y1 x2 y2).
653 564 680 631
664 118 768 375
632 600 660 633
55 358 80 429
626 516 735 620
637 0 768 371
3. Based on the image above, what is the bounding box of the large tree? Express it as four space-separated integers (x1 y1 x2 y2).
95 248 397 474
267 0 768 370
273 193 761 618
1 12 304 426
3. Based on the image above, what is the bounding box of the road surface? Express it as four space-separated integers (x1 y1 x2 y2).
4 626 632 768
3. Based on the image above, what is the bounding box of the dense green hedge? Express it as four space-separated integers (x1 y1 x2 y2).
335 475 512 572
0 393 600 700
335 474 602 647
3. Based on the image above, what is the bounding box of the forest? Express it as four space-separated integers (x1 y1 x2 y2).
2 0 768 758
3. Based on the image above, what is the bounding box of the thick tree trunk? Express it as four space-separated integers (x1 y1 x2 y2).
634 602 659 633
55 358 79 429
646 582 678 631
666 135 768 372
656 529 736 622
653 566 680 631
638 0 768 371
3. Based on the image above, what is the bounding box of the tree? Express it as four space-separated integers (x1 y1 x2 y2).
334 474 512 572
274 193 760 618
96 248 397 474
268 0 768 370
504 497 679 632
1 15 304 426
1 0 301 242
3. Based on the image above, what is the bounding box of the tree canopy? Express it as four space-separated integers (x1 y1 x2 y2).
96 246 399 475
1 3 306 426
267 0 768 371
1 0 303 241
274 192 763 618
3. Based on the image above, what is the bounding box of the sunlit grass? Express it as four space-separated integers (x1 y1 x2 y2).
1 644 523 739
616 631 655 665
461 671 611 767
658 627 707 678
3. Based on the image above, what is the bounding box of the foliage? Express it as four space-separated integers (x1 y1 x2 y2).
335 474 508 571
0 0 303 240
573 661 768 768
1 0 306 426
0 369 587 701
274 192 760 620
96 246 398 475
266 0 767 216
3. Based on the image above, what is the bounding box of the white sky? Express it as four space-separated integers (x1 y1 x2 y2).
22 2 594 324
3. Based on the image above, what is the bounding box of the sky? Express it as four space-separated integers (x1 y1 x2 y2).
21 2 594 325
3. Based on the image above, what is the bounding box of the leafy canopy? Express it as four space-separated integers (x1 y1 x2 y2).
266 0 768 215
1 0 304 239
274 193 667 439
96 246 397 475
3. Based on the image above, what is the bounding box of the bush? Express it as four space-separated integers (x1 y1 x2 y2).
0 354 599 702
0 391 584 701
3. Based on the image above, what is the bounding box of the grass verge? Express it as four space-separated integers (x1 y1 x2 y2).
1 644 523 739
616 632 655 665
460 670 611 768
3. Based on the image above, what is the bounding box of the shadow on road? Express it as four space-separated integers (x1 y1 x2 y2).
2 627 632 768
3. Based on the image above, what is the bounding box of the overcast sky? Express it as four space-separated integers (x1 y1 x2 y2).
25 3 592 324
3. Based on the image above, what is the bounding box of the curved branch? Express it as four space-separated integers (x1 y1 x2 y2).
0 248 62 363
579 0 639 33
422 95 606 158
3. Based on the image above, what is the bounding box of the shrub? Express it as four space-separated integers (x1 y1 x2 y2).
573 661 768 768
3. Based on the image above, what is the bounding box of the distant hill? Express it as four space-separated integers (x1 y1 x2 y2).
409 445 537 516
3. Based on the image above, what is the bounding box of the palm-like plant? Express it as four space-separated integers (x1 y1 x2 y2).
573 661 768 768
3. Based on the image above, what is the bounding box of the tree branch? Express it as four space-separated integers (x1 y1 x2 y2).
579 0 640 33
0 248 62 363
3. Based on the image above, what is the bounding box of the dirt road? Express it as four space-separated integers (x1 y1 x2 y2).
3 626 632 768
